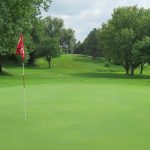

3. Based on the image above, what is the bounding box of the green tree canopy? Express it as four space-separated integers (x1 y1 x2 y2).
132 36 150 74
60 28 76 54
0 0 51 72
82 28 101 59
100 6 150 75
36 17 63 68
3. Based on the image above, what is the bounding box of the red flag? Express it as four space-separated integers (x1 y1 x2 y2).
16 34 25 61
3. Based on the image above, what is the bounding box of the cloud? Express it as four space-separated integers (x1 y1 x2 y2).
42 0 150 42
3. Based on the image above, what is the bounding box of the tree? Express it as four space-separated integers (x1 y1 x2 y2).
39 37 61 68
74 41 84 54
0 0 51 72
29 17 49 65
37 17 63 68
60 28 76 54
115 28 135 75
99 24 114 62
100 6 150 75
132 36 150 74
82 28 101 59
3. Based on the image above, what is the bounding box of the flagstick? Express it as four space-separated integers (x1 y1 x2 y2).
22 62 27 120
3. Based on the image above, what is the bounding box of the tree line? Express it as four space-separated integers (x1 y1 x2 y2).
1 3 150 76
76 6 150 75
0 0 76 72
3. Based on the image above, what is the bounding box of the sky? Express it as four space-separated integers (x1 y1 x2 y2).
42 0 150 42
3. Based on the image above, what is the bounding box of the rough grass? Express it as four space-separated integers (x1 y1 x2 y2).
0 54 150 150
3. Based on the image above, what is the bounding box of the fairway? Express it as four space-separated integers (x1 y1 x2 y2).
0 55 150 150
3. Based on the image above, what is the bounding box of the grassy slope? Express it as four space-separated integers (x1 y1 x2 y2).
0 54 150 150
1 54 150 86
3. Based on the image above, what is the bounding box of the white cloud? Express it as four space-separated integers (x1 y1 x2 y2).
42 0 150 42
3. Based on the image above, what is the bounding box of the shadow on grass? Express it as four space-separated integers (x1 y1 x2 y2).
73 55 104 64
22 64 49 70
26 66 51 70
0 71 13 76
71 72 150 80
73 57 92 63
75 54 92 58
95 68 122 73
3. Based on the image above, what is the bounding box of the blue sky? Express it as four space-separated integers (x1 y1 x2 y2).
42 0 150 42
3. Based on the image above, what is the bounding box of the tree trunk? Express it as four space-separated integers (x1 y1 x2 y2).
47 55 52 69
106 57 111 62
48 60 51 68
123 65 129 75
92 52 96 60
130 67 135 75
0 63 2 73
123 61 130 75
140 64 144 75
125 68 129 75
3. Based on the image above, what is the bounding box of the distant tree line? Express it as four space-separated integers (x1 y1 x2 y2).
75 6 150 75
1 3 150 76
0 0 76 72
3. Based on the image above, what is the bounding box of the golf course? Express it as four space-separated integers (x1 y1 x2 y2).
0 54 150 150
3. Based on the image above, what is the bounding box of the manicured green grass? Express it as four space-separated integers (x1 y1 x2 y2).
0 54 150 150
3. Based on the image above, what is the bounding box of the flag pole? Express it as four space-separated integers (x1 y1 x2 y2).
16 33 26 120
22 62 27 120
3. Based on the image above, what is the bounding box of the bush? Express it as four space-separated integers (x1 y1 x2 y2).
104 62 109 67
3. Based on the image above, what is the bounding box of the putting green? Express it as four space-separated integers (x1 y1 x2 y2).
0 55 150 150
